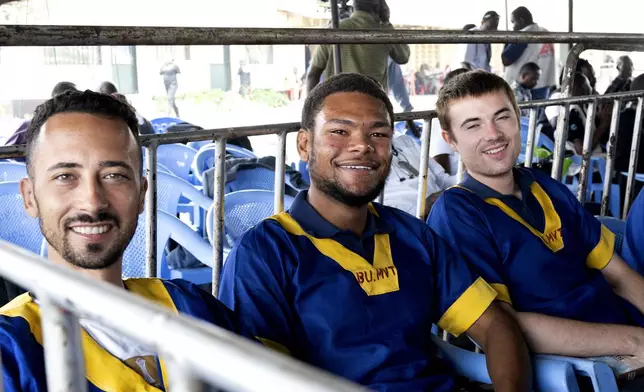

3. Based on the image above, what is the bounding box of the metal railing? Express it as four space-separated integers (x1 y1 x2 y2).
0 241 365 391
1 24 644 389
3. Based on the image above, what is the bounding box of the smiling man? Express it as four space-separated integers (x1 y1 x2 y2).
428 71 644 361
0 90 251 392
219 73 532 392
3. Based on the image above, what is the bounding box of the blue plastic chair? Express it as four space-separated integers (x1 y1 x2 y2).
0 162 27 183
0 182 45 255
206 190 295 248
156 172 213 229
297 160 310 184
150 144 197 183
187 140 211 151
226 167 276 193
122 210 212 285
150 117 183 134
432 336 583 391
191 143 257 184
596 216 625 255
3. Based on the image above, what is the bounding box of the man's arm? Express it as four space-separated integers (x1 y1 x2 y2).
306 44 329 94
463 44 477 70
602 254 644 316
466 302 532 392
502 43 528 66
501 303 644 357
306 65 324 94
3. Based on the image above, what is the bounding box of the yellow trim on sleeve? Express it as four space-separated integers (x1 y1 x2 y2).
586 225 616 270
437 277 498 337
489 283 512 305
256 337 292 356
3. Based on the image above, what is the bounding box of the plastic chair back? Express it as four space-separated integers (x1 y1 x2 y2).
226 167 275 193
154 144 197 181
156 172 213 216
0 162 27 183
0 182 44 255
206 190 295 245
192 143 257 183
122 210 212 283
596 216 625 254
150 117 182 134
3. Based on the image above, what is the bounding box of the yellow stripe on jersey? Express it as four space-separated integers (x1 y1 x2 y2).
271 212 400 296
485 182 564 253
586 225 616 270
437 277 498 337
490 283 512 305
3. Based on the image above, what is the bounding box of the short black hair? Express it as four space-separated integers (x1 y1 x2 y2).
512 6 533 24
443 68 470 86
98 81 118 95
463 23 476 31
26 90 142 176
354 0 379 14
301 73 395 132
520 62 540 75
51 81 77 98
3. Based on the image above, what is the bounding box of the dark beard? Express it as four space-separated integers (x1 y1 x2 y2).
308 150 389 207
37 200 136 270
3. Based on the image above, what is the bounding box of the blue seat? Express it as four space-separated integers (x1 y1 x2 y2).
156 172 213 230
151 144 197 183
122 210 212 285
150 117 183 134
187 140 211 151
226 167 276 193
206 190 295 248
0 162 27 183
191 143 257 184
596 216 625 255
0 182 45 256
432 335 583 391
297 160 310 184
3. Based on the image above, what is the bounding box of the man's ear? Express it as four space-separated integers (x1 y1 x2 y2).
20 177 39 218
441 130 458 152
296 129 311 163
139 177 148 215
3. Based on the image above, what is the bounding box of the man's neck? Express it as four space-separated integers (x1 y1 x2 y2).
49 250 124 288
469 170 517 196
307 187 369 236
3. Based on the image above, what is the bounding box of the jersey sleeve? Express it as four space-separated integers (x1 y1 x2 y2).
502 43 528 64
218 224 296 356
424 212 498 337
622 190 644 275
310 44 330 71
540 172 615 270
0 315 47 392
428 190 511 306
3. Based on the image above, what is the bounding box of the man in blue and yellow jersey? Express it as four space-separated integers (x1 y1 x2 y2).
623 190 644 275
219 73 532 392
1 90 251 391
429 70 644 360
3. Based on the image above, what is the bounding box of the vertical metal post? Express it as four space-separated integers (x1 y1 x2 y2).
274 131 287 214
623 97 644 218
416 118 432 219
40 296 87 392
378 189 385 205
523 109 538 167
601 99 622 216
552 44 585 181
165 359 204 392
145 142 159 278
576 101 597 203
211 138 227 297
568 0 574 32
457 159 465 183
330 0 342 74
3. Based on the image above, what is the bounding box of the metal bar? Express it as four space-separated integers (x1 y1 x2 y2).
211 138 226 297
39 296 87 392
165 358 204 392
523 108 538 167
0 242 365 392
415 118 432 219
145 142 158 278
4 26 644 46
274 131 287 214
330 0 342 75
568 0 574 32
623 97 644 218
601 99 622 216
378 189 385 205
552 43 585 181
576 100 597 203
457 159 465 183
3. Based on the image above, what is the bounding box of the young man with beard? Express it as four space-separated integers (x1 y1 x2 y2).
428 71 644 362
219 73 532 392
0 90 252 391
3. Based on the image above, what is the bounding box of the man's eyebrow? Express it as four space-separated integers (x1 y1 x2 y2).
460 117 481 128
494 107 512 117
98 161 134 172
325 119 356 126
460 107 513 128
325 119 391 128
47 162 81 172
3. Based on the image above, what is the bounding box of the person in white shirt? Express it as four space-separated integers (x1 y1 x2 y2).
384 133 456 218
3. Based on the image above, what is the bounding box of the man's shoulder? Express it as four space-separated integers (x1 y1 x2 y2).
0 293 42 343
